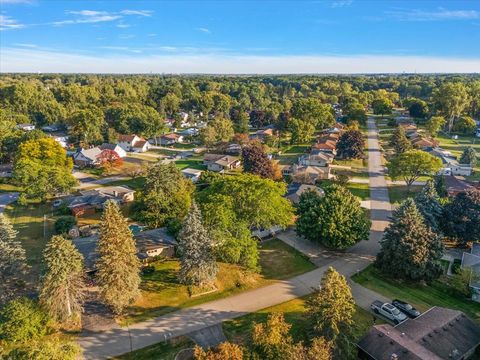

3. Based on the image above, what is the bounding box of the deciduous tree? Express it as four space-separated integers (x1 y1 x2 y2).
242 141 275 179
289 118 315 144
336 129 365 159
433 82 470 133
194 342 244 360
96 200 141 314
389 126 412 154
376 198 444 281
39 235 85 322
425 116 446 138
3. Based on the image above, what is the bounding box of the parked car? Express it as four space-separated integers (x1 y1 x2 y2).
392 299 421 318
371 301 407 324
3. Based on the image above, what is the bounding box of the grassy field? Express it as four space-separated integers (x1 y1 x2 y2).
387 184 423 204
107 177 146 191
346 182 370 200
353 265 480 323
121 239 315 324
173 159 206 170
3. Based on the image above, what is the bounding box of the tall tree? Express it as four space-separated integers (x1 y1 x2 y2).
442 189 480 245
288 118 315 144
296 186 370 250
140 162 195 228
460 146 477 167
242 141 275 179
306 267 355 359
291 98 334 130
389 126 412 154
376 198 444 281
387 150 442 190
67 108 105 146
252 312 294 360
453 116 477 135
39 235 85 322
177 202 218 286
371 98 393 117
414 181 443 233
13 137 77 200
433 82 470 133
199 116 234 147
425 116 446 138
96 200 141 314
0 214 27 304
336 129 365 159
194 342 244 360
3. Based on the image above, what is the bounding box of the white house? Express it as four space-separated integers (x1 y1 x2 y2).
99 143 127 158
16 123 35 131
181 168 203 183
118 134 150 153
203 154 241 172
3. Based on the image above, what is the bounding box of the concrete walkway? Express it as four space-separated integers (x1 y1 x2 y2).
78 117 392 359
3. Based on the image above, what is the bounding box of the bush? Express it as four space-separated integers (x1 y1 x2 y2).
7 338 81 360
0 297 51 343
54 216 76 234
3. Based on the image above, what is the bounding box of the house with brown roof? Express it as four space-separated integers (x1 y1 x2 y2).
357 307 480 360
312 141 338 155
249 127 274 142
159 133 184 146
203 153 241 172
287 164 332 184
442 175 476 197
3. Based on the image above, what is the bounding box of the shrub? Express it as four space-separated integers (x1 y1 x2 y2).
7 338 81 360
54 216 76 234
0 297 51 343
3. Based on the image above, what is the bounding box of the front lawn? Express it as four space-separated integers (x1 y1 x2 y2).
387 184 423 204
174 159 206 170
121 239 315 324
346 183 370 200
352 265 480 322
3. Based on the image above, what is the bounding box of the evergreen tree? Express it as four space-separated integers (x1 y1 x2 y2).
389 125 412 154
251 312 294 360
442 189 480 244
414 180 443 232
460 146 477 167
306 267 355 359
296 185 370 250
242 141 275 179
178 202 218 286
96 200 141 313
39 235 85 322
376 198 444 281
0 213 27 304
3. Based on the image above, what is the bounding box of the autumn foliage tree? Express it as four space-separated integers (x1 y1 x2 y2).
97 149 123 174
194 342 244 360
242 141 275 179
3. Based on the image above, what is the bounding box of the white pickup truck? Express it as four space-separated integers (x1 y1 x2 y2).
371 301 407 324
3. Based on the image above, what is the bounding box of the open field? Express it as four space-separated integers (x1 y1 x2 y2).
121 239 315 324
353 265 480 323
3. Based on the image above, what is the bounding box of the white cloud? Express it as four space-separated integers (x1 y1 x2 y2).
120 10 153 17
386 8 480 21
1 48 479 74
116 23 130 28
197 27 211 34
331 0 353 8
0 14 24 30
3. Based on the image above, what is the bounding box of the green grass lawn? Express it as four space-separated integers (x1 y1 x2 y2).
108 177 146 191
387 184 423 204
174 159 206 170
346 183 370 200
121 239 315 324
333 157 368 170
172 143 197 150
353 265 480 323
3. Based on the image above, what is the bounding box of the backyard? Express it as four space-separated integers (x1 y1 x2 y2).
121 239 316 324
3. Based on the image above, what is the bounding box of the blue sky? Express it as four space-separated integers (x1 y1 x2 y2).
1 0 479 73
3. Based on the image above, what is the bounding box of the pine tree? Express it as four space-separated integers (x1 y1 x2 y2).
389 125 412 154
306 267 355 359
251 312 294 360
96 200 141 313
39 235 85 322
460 146 477 167
178 202 218 286
414 180 443 232
0 213 28 304
376 198 444 281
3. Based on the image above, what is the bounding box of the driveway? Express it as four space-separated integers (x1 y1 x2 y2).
73 171 130 190
0 192 19 213
78 117 392 359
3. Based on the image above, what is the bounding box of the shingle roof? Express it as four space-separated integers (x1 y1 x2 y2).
118 134 137 142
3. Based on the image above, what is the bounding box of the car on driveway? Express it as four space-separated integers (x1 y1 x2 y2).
392 299 421 318
371 301 407 324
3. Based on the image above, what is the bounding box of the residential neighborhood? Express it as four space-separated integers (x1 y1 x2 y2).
1 1 480 360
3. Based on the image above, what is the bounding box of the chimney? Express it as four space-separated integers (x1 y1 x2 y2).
390 354 399 360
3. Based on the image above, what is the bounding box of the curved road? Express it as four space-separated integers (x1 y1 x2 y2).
78 118 392 359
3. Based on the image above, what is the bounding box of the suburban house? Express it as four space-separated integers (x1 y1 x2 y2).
73 227 177 272
442 175 479 197
428 147 473 176
357 307 480 360
250 127 274 142
285 183 325 204
73 147 103 167
52 135 69 148
118 134 151 153
99 143 127 158
42 123 63 132
66 186 135 217
283 164 332 184
298 151 334 167
461 243 480 302
159 133 184 146
203 153 241 172
178 128 198 137
16 123 35 131
225 143 242 155
181 168 203 183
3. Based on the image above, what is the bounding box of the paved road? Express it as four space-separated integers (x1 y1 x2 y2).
78 117 392 359
0 192 19 213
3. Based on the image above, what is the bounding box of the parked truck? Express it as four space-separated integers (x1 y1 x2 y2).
371 301 407 324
